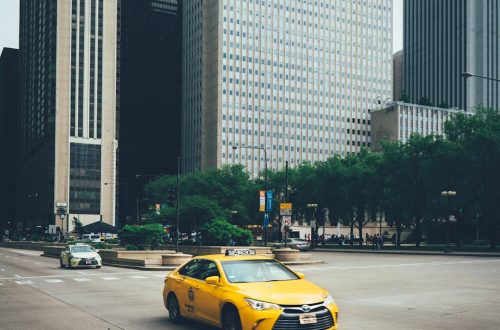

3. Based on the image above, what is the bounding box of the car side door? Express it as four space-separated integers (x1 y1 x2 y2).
175 259 204 318
193 260 223 325
61 247 70 265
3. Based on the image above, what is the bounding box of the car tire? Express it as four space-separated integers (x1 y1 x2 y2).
222 306 242 330
96 265 101 269
167 294 182 324
60 258 64 268
67 258 72 269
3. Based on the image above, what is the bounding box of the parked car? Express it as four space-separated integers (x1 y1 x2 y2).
281 238 310 251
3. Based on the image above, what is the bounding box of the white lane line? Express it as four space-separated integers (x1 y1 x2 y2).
0 270 151 281
0 269 5 272
152 274 167 278
35 263 41 265
100 277 119 281
128 275 148 279
15 280 34 285
7 250 41 256
77 271 86 275
14 274 21 278
74 278 91 282
45 279 64 283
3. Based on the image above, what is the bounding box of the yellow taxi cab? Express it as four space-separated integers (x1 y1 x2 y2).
163 249 338 330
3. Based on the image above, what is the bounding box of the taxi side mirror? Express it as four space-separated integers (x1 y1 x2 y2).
205 276 220 285
295 272 305 279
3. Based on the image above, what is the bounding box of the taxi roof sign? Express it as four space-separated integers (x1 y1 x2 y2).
225 249 257 256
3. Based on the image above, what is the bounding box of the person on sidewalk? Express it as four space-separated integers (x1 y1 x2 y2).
376 234 382 250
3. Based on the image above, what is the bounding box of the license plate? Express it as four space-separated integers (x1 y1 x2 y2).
86 260 92 264
299 313 317 325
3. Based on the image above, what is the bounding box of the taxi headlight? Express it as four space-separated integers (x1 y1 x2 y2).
245 298 282 311
323 294 335 305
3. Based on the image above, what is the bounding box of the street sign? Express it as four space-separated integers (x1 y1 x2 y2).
282 216 292 227
60 214 65 220
55 202 67 207
280 203 292 216
263 213 270 228
449 215 457 222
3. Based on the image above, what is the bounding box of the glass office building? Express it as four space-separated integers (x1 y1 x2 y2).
182 0 392 175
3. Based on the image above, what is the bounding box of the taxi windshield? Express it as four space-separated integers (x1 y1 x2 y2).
71 246 94 253
221 259 299 283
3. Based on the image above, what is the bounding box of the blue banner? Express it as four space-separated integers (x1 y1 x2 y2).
266 191 273 212
263 213 270 229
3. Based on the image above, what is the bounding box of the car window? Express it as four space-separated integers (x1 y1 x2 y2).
178 259 203 278
221 259 299 283
70 245 94 253
197 260 220 280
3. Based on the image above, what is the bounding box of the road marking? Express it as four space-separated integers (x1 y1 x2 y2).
100 277 119 281
15 280 34 285
74 278 91 282
8 250 41 256
45 279 64 283
35 263 41 265
295 259 500 272
0 269 5 272
14 274 21 278
128 275 148 279
0 270 170 281
152 274 167 278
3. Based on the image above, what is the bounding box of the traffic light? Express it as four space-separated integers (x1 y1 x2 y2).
167 188 177 207
57 207 66 219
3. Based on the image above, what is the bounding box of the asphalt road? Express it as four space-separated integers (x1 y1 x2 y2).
1 247 499 330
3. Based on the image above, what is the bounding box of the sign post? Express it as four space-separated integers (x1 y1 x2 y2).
280 203 293 247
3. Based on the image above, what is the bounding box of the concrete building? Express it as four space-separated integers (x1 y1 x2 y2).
404 0 499 111
18 0 119 233
119 0 183 224
182 0 393 175
0 48 19 235
393 50 404 101
370 102 464 151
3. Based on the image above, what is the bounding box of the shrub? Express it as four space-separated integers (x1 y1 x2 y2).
126 244 140 250
94 242 111 250
118 224 164 249
30 234 41 241
201 218 253 246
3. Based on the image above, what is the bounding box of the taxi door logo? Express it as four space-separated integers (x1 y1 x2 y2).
188 286 195 301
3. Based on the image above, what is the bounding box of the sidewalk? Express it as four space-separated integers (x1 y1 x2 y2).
313 247 500 258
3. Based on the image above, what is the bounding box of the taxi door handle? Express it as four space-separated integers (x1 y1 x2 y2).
195 284 200 290
175 278 185 283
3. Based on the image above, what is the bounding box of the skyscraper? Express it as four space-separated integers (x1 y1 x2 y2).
18 0 119 233
404 0 499 111
182 0 392 175
393 50 404 101
0 48 19 234
119 0 182 223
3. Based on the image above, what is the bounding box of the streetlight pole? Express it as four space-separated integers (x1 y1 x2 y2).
232 145 268 246
307 203 318 248
441 190 457 252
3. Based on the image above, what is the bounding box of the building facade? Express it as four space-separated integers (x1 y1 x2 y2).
0 48 19 235
119 0 182 224
370 102 464 151
182 0 392 175
404 0 499 111
19 0 119 233
393 50 404 101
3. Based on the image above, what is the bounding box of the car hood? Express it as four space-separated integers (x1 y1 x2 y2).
234 279 327 305
71 252 100 259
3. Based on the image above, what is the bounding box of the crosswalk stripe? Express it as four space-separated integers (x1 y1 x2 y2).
128 276 148 279
100 277 119 281
45 279 64 283
74 278 91 282
15 280 33 285
152 274 166 278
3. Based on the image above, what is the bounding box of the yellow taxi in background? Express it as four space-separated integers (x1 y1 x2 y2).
163 249 338 330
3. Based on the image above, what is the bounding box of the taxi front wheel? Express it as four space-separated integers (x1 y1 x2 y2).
167 295 182 324
222 306 242 330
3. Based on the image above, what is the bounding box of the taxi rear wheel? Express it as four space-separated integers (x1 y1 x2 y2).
222 306 242 330
167 295 182 324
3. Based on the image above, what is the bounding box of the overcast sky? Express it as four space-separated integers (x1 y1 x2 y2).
1 0 403 56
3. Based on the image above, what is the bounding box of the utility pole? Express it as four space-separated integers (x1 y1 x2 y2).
176 156 180 252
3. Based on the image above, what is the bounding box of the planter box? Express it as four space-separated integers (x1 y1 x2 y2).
178 246 273 256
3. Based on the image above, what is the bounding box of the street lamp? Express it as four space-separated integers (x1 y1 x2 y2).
307 203 318 248
462 72 500 82
441 190 457 252
232 145 268 246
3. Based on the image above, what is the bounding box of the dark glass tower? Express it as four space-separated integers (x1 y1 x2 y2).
404 0 499 111
119 0 182 223
0 48 20 235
